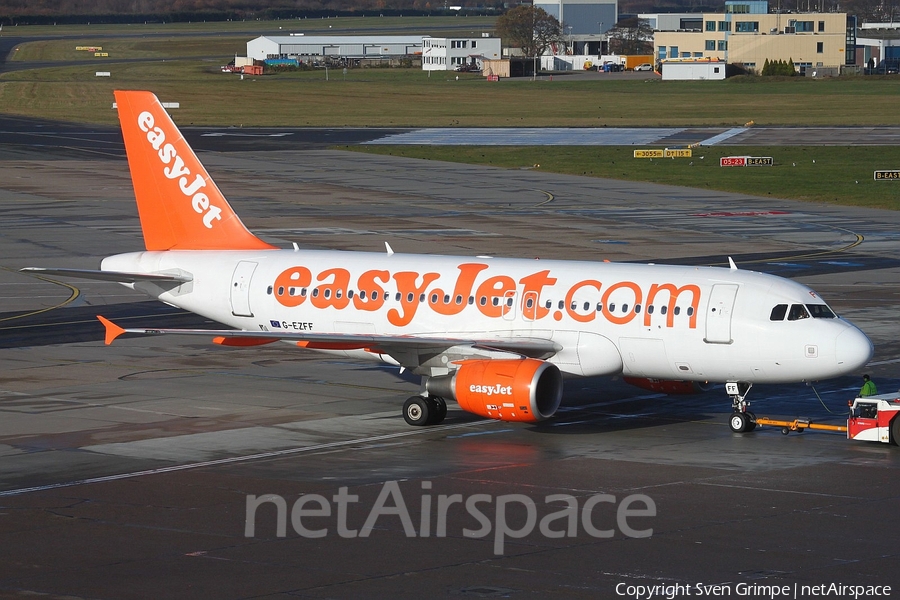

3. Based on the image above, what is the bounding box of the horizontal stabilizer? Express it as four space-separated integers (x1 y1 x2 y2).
21 268 192 284
97 315 127 345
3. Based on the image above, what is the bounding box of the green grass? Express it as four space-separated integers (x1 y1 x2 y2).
3 17 900 210
4 62 900 127
346 145 900 210
8 36 250 62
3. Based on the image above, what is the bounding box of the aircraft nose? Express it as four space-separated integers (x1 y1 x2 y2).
835 326 874 373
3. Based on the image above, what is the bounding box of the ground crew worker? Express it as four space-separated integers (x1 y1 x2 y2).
859 374 877 397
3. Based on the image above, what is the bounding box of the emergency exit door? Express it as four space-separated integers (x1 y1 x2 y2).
230 261 258 317
704 284 738 344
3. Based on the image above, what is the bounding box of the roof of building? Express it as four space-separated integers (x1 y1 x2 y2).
251 35 426 45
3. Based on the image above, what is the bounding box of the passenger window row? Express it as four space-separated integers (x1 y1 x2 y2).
266 285 695 316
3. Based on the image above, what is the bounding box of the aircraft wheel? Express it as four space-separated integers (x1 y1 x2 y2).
729 412 750 433
403 396 431 426
430 396 448 425
745 411 757 432
891 416 900 446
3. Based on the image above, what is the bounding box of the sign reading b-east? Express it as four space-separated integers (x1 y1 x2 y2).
720 156 774 167
874 170 900 180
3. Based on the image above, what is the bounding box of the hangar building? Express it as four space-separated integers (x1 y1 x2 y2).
247 35 424 61
535 0 617 54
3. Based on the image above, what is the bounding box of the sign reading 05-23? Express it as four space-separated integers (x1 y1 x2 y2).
720 156 774 167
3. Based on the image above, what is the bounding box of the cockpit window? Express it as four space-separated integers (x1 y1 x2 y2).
770 304 788 321
787 304 810 321
806 304 836 319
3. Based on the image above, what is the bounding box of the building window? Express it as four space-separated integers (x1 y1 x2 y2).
670 46 679 57
791 20 814 32
658 47 667 59
718 21 731 31
706 20 716 31
818 20 825 32
472 41 477 48
735 21 759 32
705 40 716 51
727 3 750 13
817 41 824 53
694 52 704 57
718 40 728 51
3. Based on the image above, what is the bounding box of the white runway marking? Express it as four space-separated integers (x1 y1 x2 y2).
0 420 484 497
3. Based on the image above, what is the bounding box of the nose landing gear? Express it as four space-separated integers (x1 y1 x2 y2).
726 381 757 433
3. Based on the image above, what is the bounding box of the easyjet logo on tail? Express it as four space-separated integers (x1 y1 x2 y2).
137 111 222 228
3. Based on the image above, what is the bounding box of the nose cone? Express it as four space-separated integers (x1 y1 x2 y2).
836 326 874 374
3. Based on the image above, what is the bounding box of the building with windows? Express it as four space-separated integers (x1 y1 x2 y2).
652 1 851 75
535 0 617 54
421 36 502 71
856 23 900 70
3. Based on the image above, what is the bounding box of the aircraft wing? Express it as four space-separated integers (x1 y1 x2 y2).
21 268 192 284
97 316 561 367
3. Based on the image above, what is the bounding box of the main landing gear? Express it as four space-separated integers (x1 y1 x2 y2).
403 395 448 426
726 381 757 433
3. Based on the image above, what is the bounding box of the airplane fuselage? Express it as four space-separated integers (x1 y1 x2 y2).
102 249 872 384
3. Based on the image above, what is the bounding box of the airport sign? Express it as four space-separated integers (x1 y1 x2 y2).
874 170 900 180
720 156 773 167
634 149 692 159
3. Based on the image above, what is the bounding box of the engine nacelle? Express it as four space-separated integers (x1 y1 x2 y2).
427 358 563 422
623 377 711 395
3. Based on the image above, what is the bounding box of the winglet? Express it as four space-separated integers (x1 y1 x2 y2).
97 315 127 345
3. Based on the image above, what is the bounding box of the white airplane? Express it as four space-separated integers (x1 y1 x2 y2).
24 91 874 433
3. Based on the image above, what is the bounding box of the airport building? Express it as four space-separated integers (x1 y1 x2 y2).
652 1 851 75
856 23 900 70
535 0 617 54
421 36 502 71
247 35 424 62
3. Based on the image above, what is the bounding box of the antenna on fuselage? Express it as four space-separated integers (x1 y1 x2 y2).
728 257 738 270
385 242 395 256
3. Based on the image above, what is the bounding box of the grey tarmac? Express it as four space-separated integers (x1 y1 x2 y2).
0 142 898 598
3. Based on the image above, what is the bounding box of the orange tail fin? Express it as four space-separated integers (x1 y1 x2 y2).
114 90 275 251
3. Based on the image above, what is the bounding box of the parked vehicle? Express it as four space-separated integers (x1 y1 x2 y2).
634 63 653 72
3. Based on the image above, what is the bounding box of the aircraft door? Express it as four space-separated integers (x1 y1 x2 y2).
230 261 258 317
522 291 539 322
502 290 517 321
705 284 738 344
